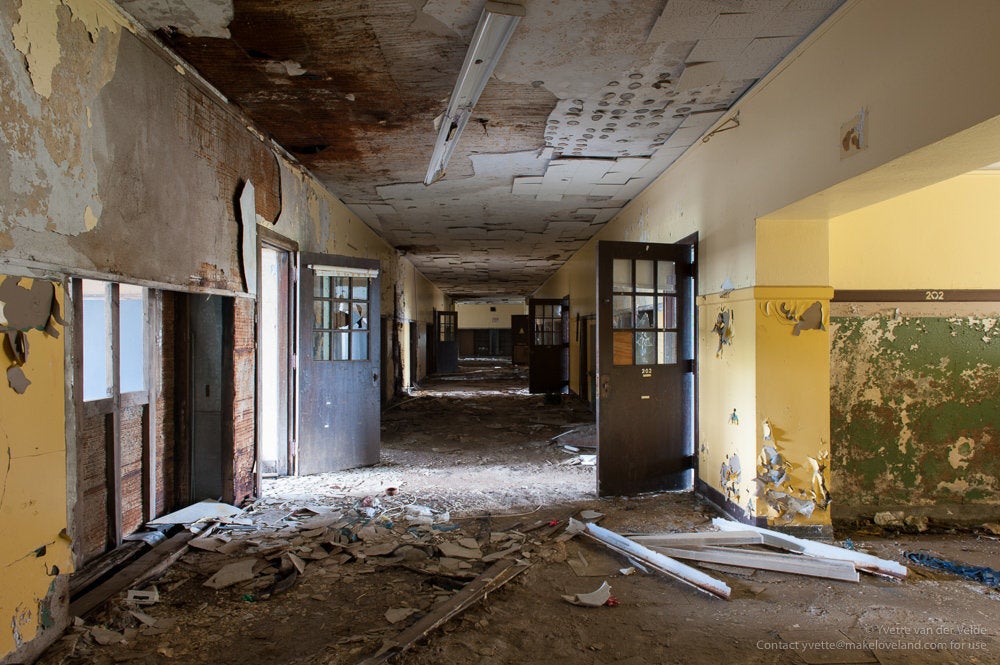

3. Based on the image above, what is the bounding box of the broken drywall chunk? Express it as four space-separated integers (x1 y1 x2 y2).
385 607 419 624
6 366 30 394
437 542 482 560
203 558 258 589
562 581 612 607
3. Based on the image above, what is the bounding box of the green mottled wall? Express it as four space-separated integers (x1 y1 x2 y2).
830 305 1000 519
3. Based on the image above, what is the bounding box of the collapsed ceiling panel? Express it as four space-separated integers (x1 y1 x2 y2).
122 0 846 297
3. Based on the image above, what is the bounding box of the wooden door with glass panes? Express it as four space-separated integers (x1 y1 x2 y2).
528 298 568 393
596 241 695 495
434 310 459 374
297 253 380 474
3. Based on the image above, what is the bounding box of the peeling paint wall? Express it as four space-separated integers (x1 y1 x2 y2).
698 290 757 520
830 303 1000 521
0 277 73 662
0 1 447 659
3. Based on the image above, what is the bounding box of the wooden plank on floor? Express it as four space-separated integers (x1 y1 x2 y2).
629 531 765 547
650 545 860 582
68 541 147 599
577 521 731 599
357 559 530 665
69 530 194 618
712 518 907 579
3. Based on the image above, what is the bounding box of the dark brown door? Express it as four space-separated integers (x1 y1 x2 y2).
434 310 459 374
511 314 530 365
297 254 380 474
597 240 695 495
529 298 568 393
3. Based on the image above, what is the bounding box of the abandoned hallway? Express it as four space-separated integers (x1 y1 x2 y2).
35 365 1000 664
3 0 1000 663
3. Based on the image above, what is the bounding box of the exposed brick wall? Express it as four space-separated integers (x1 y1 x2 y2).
156 291 177 516
119 405 145 536
75 413 109 564
230 297 256 505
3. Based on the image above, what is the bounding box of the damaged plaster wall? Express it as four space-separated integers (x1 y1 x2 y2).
0 0 447 659
456 303 527 330
754 289 833 530
830 303 1000 522
535 1 1000 526
0 278 73 663
828 165 1000 522
697 291 757 521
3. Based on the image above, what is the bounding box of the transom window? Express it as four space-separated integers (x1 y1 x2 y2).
611 258 677 365
313 275 369 361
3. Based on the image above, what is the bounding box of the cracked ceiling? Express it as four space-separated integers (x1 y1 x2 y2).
118 0 845 298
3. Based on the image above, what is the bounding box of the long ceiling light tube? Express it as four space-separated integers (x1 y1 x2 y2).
424 1 524 186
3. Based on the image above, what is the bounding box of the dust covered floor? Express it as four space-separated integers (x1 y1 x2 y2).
264 360 599 514
41 363 1000 665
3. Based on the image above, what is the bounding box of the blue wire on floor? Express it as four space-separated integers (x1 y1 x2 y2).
905 551 1000 587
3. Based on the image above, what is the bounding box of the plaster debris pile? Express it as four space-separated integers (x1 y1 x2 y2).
57 494 573 663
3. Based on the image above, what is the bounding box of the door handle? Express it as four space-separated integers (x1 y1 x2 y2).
600 375 610 399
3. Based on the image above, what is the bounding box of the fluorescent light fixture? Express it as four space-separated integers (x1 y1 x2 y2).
424 1 524 186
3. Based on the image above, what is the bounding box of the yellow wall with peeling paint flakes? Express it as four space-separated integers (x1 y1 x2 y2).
0 279 73 656
754 288 833 527
698 290 758 517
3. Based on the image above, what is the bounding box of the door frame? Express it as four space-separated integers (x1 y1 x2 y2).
256 228 298 487
596 239 697 495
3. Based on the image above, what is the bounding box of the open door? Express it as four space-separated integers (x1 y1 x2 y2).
434 310 459 374
528 298 568 393
597 240 695 495
298 254 381 474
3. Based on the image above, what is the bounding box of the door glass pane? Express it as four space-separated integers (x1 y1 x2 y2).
351 332 368 360
334 302 350 329
613 331 633 366
662 296 677 329
119 284 146 393
352 303 369 330
657 261 676 293
313 331 330 361
333 277 350 298
612 296 633 329
82 280 110 401
332 332 349 360
313 276 330 298
636 330 656 365
351 278 368 300
635 260 654 293
613 259 631 292
635 295 655 328
658 331 677 364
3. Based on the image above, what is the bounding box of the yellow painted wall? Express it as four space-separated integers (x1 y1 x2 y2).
754 288 833 527
698 290 757 516
456 303 527 329
756 219 829 287
830 172 1000 290
0 280 73 657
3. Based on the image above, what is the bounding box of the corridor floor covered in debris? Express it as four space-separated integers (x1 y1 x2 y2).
43 364 1000 665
